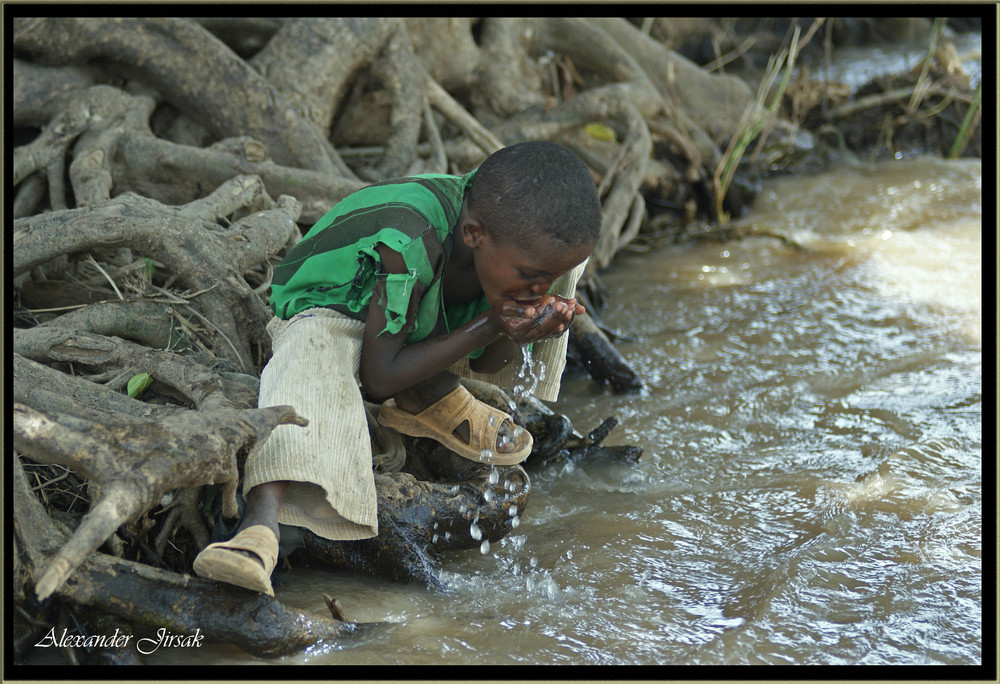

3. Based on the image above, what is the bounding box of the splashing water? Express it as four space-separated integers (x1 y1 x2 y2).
512 346 546 398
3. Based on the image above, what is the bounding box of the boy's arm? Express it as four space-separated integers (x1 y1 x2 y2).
359 246 568 401
468 336 519 373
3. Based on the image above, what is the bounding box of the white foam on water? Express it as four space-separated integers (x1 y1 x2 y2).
864 217 981 344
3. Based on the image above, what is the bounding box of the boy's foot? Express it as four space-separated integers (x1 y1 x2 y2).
193 481 286 595
380 385 532 465
192 524 279 595
392 377 525 455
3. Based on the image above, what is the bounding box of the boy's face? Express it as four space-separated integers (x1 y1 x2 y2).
464 222 592 305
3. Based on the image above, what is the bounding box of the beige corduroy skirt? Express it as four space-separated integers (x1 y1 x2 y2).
246 260 585 541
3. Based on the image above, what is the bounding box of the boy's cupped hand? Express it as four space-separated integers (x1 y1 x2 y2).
492 294 585 344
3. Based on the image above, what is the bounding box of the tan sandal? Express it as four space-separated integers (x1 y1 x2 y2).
192 525 278 596
378 385 532 465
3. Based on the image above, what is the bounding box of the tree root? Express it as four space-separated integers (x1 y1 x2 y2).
40 300 187 352
14 178 299 371
113 131 366 226
13 402 308 600
14 327 240 411
14 353 172 422
13 456 362 659
13 17 348 175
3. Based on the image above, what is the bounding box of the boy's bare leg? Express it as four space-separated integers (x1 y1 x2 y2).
238 480 287 547
391 371 461 414
193 481 286 586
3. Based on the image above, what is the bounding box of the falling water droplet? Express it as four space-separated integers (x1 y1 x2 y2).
480 449 494 463
470 522 482 541
480 540 491 555
510 515 520 529
508 504 519 517
488 469 500 485
431 534 439 543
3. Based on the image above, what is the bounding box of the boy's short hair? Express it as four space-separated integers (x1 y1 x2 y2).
467 141 601 249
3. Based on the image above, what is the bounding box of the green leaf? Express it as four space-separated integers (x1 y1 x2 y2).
584 122 616 143
142 257 155 280
127 373 154 398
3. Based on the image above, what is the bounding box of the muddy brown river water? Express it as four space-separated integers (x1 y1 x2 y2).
145 153 983 667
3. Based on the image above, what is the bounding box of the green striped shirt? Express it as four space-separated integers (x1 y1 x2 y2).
270 172 489 348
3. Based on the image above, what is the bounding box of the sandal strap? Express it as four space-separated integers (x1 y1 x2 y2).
203 525 278 572
379 385 531 463
415 386 504 449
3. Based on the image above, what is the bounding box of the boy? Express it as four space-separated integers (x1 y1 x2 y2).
193 141 601 595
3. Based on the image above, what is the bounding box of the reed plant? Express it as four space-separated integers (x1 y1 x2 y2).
947 81 982 159
712 20 823 224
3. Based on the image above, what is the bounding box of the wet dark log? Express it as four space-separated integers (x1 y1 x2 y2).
11 601 59 663
298 467 530 587
569 312 643 393
527 412 576 461
555 443 644 468
521 408 644 470
59 555 365 659
75 610 144 666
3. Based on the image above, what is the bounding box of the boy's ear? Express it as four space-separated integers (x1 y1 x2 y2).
460 217 487 248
